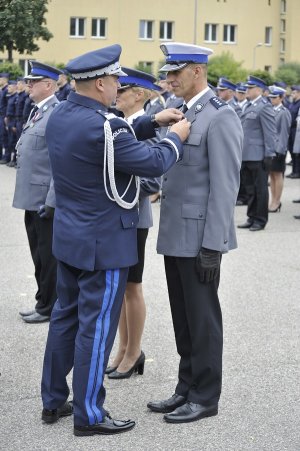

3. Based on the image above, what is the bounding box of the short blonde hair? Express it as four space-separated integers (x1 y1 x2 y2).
132 86 152 102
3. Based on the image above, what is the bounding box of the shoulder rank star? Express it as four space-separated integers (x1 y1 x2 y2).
195 104 203 112
42 105 48 112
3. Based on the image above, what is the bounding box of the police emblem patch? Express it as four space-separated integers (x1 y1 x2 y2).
195 103 204 112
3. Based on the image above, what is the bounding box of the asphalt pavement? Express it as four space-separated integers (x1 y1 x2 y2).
0 164 299 451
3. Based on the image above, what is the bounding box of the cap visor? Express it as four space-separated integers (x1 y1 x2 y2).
159 62 188 72
24 74 45 80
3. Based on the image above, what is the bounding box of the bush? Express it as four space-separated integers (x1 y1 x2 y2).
0 62 23 79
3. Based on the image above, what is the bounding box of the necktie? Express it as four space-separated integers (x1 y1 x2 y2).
182 104 188 114
28 105 39 122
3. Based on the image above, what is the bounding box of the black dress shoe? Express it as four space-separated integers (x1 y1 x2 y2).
19 309 36 317
105 365 118 375
74 414 135 436
163 402 218 424
294 215 300 220
249 223 265 231
237 221 253 229
286 172 300 179
22 312 50 323
147 394 186 413
42 401 73 424
292 199 300 203
108 351 145 379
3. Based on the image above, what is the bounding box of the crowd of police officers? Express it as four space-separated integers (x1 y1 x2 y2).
0 71 72 167
0 68 300 216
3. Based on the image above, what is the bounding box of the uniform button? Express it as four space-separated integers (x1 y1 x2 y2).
131 222 134 226
199 214 203 218
162 195 166 199
224 239 228 244
164 177 167 181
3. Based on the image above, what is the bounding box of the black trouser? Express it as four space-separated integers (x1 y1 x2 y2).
24 211 57 316
242 160 269 226
164 256 222 406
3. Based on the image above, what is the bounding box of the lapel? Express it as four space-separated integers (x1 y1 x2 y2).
185 89 214 124
23 96 58 131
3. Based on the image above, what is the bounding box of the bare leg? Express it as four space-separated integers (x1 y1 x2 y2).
116 282 146 373
269 171 283 210
109 299 128 368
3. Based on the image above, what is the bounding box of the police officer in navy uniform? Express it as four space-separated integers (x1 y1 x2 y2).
0 73 9 163
238 75 277 231
15 77 28 139
13 61 63 323
5 80 18 166
55 70 72 101
147 42 243 424
40 44 190 436
216 77 240 114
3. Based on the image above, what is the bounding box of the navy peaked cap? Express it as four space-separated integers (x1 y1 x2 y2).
268 85 286 97
8 80 17 85
274 81 287 88
245 75 266 89
66 44 126 80
25 61 63 81
217 77 236 91
159 42 213 72
118 68 161 91
235 82 247 93
291 85 300 91
0 73 9 78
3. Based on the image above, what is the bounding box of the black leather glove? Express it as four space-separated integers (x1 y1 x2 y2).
263 156 273 172
37 204 55 219
195 247 221 284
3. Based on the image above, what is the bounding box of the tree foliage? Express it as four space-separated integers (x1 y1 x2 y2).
275 62 300 85
0 0 53 62
0 61 23 78
207 52 248 86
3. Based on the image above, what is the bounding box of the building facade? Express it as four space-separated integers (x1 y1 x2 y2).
0 0 299 75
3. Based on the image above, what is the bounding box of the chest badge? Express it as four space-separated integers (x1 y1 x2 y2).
195 103 204 113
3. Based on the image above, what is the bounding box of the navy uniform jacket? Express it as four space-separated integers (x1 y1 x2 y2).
240 96 276 161
6 92 18 126
46 91 183 272
15 91 28 119
56 83 72 101
0 85 8 116
287 98 300 150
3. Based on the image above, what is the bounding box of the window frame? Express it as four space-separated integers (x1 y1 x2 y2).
265 26 272 45
70 17 86 38
91 18 107 39
204 23 218 43
139 20 154 40
159 21 173 40
223 24 236 44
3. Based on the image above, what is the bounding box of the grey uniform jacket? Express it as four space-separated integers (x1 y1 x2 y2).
157 89 243 257
292 109 300 154
274 105 291 155
13 96 58 211
240 96 277 161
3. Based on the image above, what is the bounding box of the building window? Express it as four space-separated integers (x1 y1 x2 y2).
204 24 218 42
223 25 236 43
281 0 286 13
280 38 285 52
265 27 272 45
264 65 272 72
91 18 106 38
70 17 85 37
281 19 286 33
159 21 173 40
139 20 153 39
138 61 153 72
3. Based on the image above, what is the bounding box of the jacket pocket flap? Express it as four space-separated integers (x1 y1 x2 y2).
121 210 139 229
182 203 206 219
186 133 202 146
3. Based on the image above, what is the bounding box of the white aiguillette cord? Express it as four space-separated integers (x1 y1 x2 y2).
103 118 140 209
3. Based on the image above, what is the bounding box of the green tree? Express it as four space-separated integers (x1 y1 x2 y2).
207 52 248 86
0 62 23 78
275 62 300 85
0 0 53 62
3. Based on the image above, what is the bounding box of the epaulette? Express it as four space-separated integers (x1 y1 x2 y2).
210 97 227 109
261 97 268 104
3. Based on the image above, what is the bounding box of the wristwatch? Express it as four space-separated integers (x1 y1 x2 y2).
150 114 160 128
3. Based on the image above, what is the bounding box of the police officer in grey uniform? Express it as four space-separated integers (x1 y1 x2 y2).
13 61 63 323
216 77 240 114
147 42 243 424
238 75 277 231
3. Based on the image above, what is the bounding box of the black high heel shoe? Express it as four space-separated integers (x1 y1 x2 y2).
107 351 145 379
105 365 118 375
268 202 282 213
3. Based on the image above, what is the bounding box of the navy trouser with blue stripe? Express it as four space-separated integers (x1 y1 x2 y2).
41 260 128 426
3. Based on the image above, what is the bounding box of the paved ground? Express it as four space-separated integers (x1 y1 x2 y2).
0 164 299 451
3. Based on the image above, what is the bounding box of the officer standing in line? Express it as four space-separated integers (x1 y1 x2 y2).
147 42 243 424
40 44 190 436
267 85 291 213
4 81 18 167
216 77 240 114
13 61 63 323
0 73 9 163
55 70 72 101
286 85 300 179
15 77 28 138
237 75 277 231
235 82 249 206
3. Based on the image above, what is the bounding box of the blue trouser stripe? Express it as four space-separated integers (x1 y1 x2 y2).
84 269 120 425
